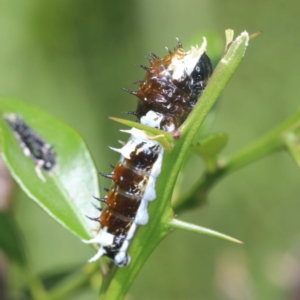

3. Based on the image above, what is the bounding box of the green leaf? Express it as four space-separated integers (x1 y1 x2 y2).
224 29 234 54
193 133 228 158
193 133 228 172
0 98 99 239
0 211 27 266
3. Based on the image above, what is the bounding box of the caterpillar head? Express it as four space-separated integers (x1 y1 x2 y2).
127 38 213 131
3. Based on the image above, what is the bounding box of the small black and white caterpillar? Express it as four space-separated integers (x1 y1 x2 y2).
83 38 213 266
4 114 56 181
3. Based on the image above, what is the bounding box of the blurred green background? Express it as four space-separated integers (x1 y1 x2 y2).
1 0 300 299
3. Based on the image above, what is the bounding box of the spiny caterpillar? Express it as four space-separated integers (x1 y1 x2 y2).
4 114 56 182
83 38 213 267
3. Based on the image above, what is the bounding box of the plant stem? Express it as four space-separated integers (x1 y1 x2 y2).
173 107 300 213
23 267 48 300
46 264 99 300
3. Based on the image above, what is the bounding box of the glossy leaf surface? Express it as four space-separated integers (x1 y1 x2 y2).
0 98 99 239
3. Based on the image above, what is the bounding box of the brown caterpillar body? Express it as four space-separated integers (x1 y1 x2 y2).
84 38 213 266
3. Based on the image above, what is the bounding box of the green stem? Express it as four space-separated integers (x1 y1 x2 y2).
173 169 224 212
23 267 48 300
173 107 300 212
222 107 300 172
46 263 99 300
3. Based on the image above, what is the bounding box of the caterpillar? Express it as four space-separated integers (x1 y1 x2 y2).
83 38 213 267
4 114 56 181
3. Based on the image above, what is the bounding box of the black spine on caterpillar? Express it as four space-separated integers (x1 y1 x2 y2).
83 38 213 267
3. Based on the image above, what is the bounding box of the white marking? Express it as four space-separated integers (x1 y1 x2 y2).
114 252 130 266
35 163 46 182
119 239 130 252
83 227 114 246
126 222 137 240
23 147 31 157
87 247 106 262
119 129 131 134
163 123 175 132
140 110 163 128
109 146 131 160
168 37 207 80
127 127 157 142
109 146 123 154
134 199 149 225
142 176 156 201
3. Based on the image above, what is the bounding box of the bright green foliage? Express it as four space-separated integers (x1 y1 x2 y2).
193 133 228 171
0 98 99 240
